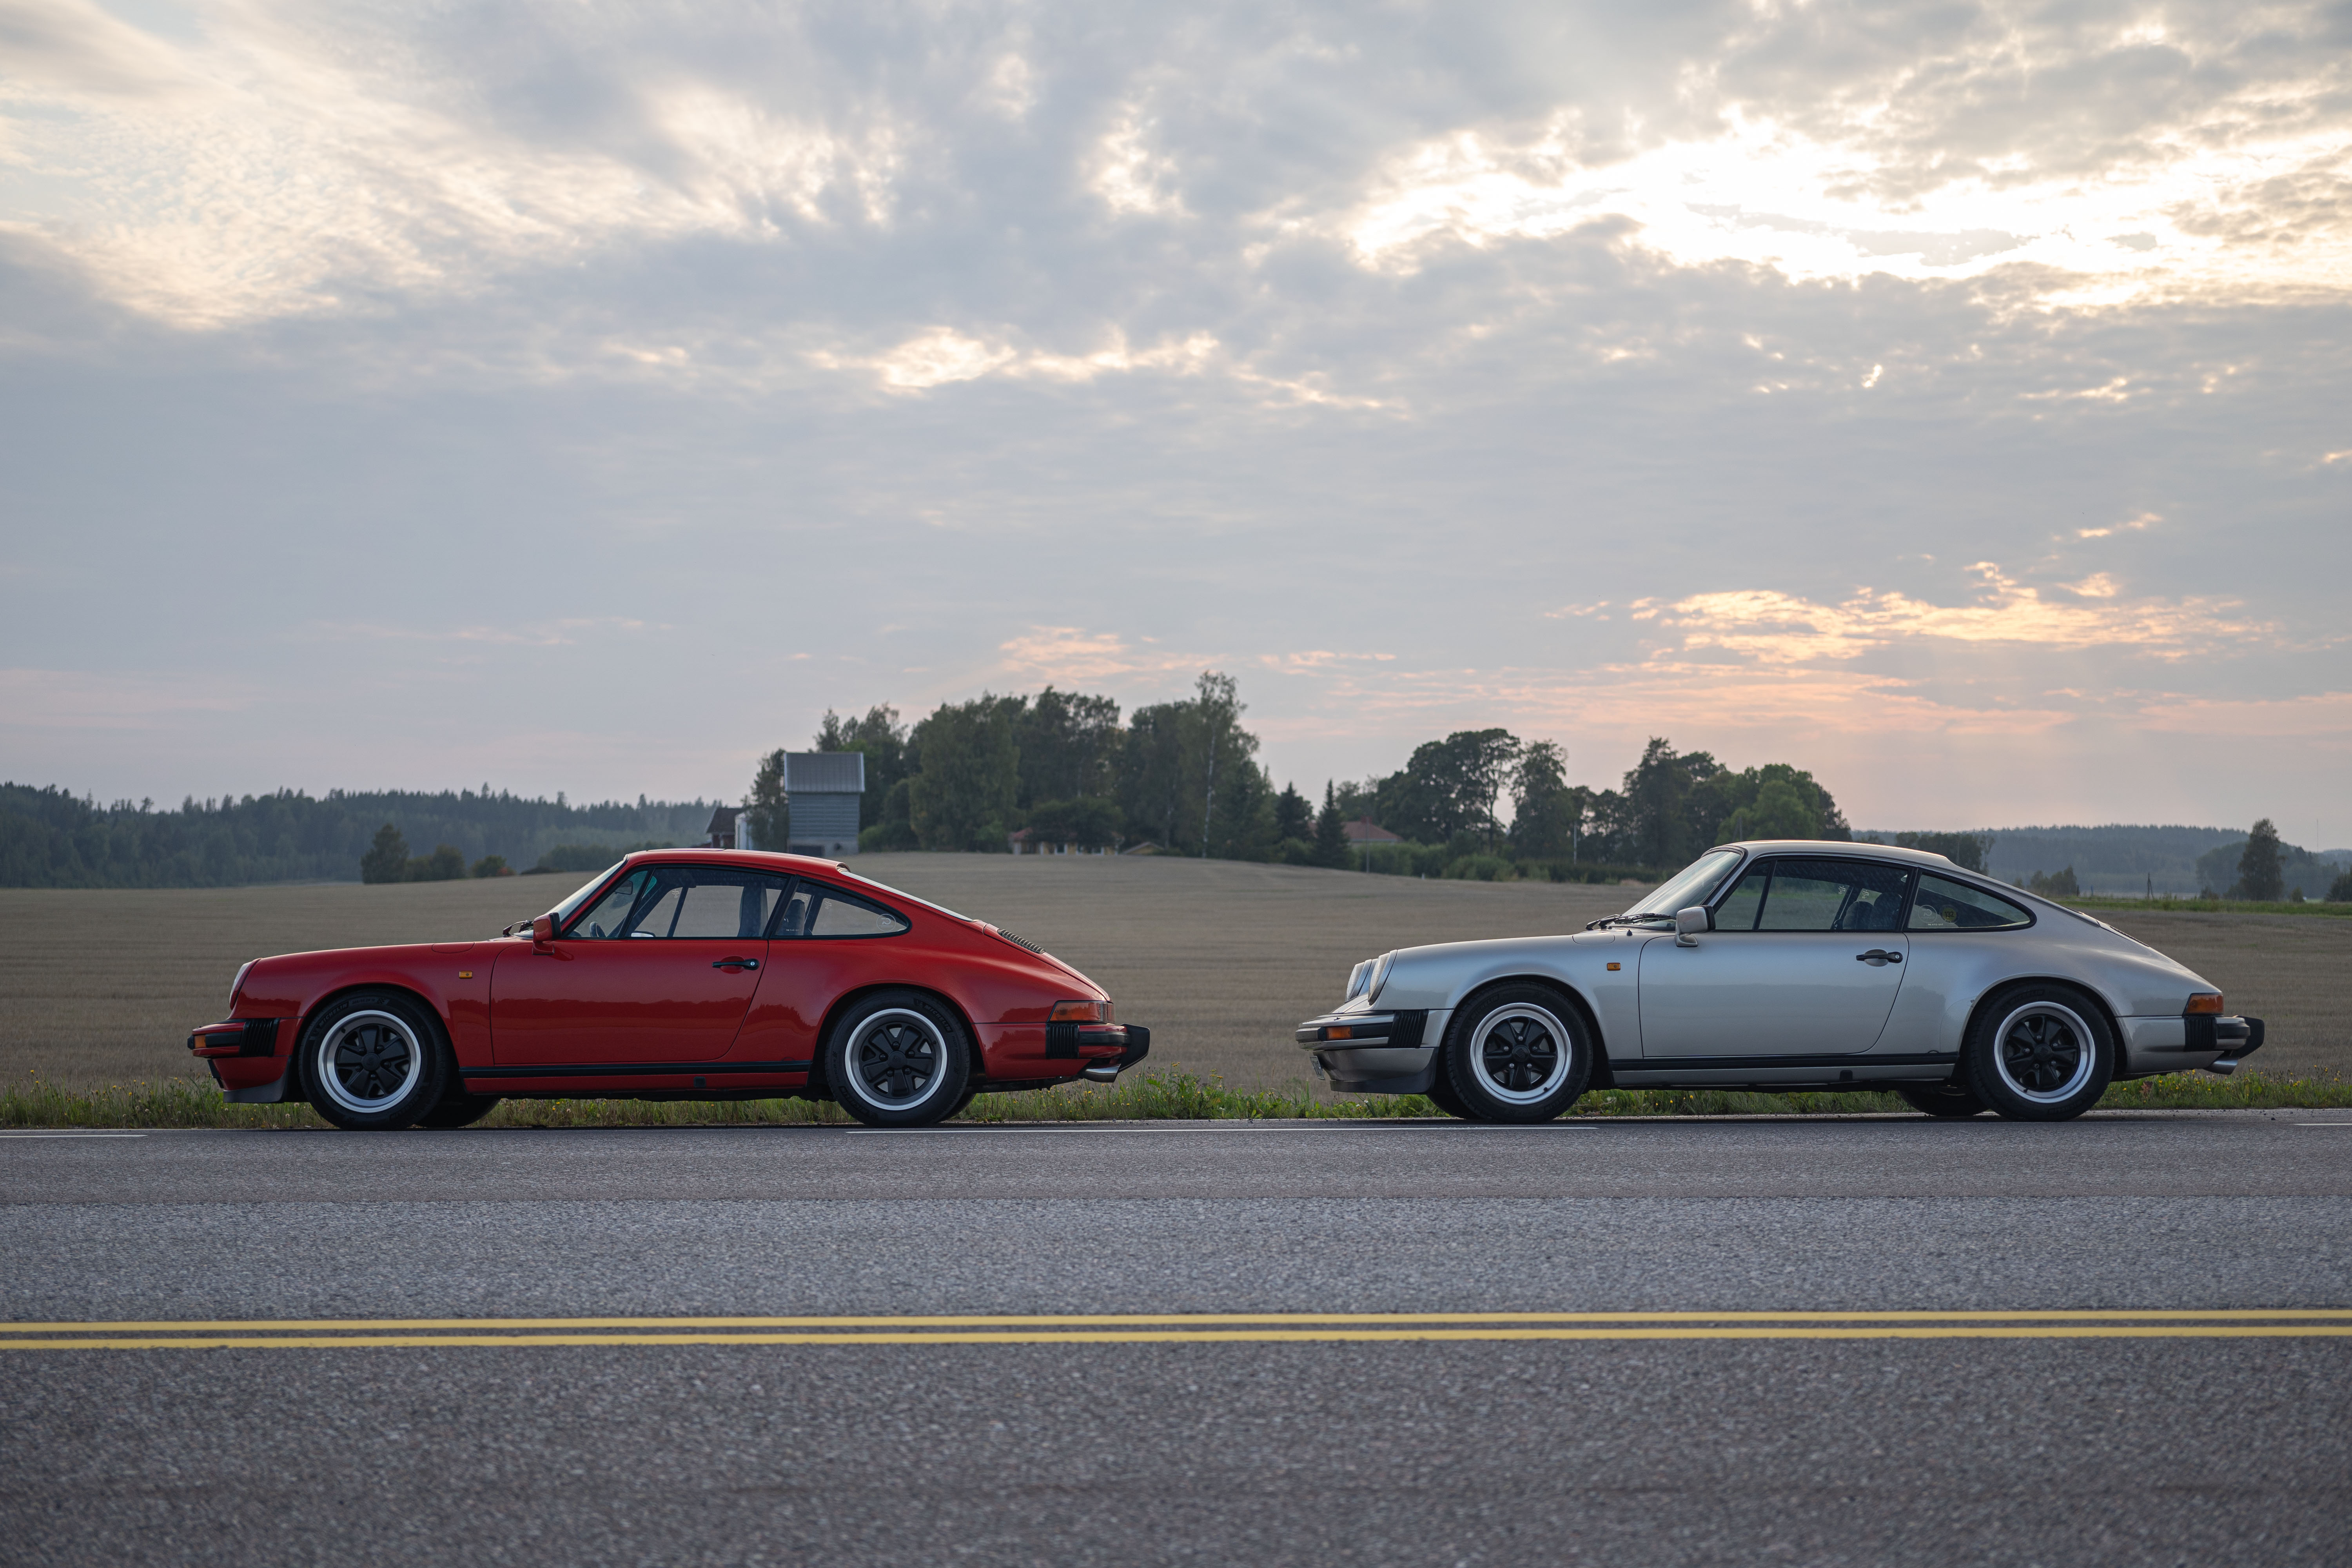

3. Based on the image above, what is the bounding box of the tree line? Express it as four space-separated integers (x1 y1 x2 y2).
0 783 711 889
746 675 1919 879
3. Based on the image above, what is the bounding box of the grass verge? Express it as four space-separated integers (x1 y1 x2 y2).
2067 895 2352 918
6 1067 2347 1129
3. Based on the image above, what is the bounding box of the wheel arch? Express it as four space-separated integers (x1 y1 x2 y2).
293 982 455 1067
1446 974 1613 1088
1961 974 2124 1058
806 982 981 1095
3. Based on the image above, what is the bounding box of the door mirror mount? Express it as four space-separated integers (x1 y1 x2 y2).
1674 906 1711 947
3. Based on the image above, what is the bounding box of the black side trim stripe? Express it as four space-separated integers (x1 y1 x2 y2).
1626 1051 1958 1071
462 1060 813 1080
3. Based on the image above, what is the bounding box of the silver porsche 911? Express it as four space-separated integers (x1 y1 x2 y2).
1296 840 2263 1123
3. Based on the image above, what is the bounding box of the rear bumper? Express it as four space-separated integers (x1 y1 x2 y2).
2116 1014 2265 1077
1079 1024 1151 1084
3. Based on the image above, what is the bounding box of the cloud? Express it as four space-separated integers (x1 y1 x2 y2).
1654 565 2274 666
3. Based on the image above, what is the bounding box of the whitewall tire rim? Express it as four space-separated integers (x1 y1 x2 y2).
1471 1004 1573 1105
316 1009 424 1115
845 1009 950 1111
1992 1001 2098 1104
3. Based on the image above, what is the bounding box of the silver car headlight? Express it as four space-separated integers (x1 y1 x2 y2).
229 960 253 1011
1345 952 1396 1004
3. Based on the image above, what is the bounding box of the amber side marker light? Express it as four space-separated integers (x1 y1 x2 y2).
1050 1000 1112 1023
2186 993 2225 1015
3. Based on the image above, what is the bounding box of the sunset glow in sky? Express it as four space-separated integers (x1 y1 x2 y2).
3 0 2347 839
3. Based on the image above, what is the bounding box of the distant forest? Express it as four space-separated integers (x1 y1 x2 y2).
1861 822 2350 898
0 784 711 889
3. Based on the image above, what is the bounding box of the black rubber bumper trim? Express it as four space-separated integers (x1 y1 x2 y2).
1049 1021 1140 1060
461 1060 813 1080
186 1018 283 1058
1295 1011 1427 1048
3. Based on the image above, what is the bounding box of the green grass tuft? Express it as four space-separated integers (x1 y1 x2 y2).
6 1066 2347 1130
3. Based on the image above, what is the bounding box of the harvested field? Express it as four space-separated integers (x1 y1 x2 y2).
2 854 2344 1093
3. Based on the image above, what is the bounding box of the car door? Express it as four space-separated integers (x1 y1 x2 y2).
1637 856 1914 1059
728 880 914 1064
492 864 788 1066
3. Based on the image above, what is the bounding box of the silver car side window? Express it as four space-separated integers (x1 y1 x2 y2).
1715 864 1770 931
1910 873 2031 931
1755 858 1913 933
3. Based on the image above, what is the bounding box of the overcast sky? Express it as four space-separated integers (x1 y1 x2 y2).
3 0 2347 842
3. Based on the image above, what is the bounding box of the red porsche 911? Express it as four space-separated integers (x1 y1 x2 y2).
187 850 1149 1129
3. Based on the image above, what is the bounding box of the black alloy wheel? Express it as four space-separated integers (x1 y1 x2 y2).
298 990 451 1131
1442 984 1594 1124
1963 983 2114 1122
826 989 972 1128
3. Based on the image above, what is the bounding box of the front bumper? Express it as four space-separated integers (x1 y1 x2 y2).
188 1018 298 1103
1295 1009 1439 1095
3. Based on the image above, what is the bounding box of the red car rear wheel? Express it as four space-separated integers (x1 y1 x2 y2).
826 990 971 1128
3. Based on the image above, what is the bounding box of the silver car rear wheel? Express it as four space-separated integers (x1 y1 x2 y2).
1964 984 2113 1123
1992 1000 2097 1103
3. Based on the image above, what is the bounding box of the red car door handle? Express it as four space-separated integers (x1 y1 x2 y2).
712 957 760 971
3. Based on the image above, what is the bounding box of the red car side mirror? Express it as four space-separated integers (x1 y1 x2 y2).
532 915 555 945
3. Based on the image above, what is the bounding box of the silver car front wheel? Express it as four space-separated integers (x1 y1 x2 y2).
1443 985 1593 1124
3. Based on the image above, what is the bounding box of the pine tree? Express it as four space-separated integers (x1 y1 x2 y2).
1273 782 1312 844
1313 782 1349 869
359 823 409 884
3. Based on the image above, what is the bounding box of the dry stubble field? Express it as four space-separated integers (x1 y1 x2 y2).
2 853 2344 1093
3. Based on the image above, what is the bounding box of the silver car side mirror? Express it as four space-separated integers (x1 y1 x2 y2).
1675 906 1711 946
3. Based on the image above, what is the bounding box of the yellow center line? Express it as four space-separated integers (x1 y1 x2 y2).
4 1325 2351 1350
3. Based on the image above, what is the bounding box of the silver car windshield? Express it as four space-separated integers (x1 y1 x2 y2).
1624 848 1744 918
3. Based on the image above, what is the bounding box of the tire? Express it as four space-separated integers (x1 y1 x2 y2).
1962 984 2114 1122
298 991 451 1131
826 990 972 1128
1895 1081 1989 1119
1441 985 1593 1124
417 1094 502 1129
1421 1070 1479 1121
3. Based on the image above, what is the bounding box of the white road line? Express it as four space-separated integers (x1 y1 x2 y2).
2295 1122 2352 1127
0 1132 146 1139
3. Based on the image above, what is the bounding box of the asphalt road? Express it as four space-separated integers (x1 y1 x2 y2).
5 1112 2350 1565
